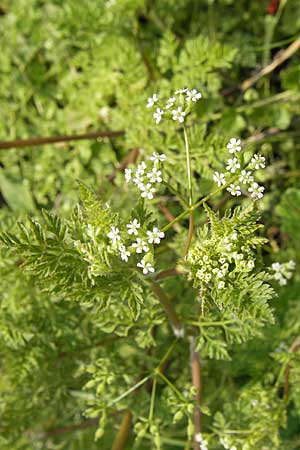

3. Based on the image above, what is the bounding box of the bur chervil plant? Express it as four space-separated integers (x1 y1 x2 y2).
1 82 298 450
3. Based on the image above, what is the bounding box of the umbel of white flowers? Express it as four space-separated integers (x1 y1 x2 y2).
124 152 166 200
146 88 202 124
107 217 165 275
213 137 266 200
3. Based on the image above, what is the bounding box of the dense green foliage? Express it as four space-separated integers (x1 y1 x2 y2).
0 1 300 449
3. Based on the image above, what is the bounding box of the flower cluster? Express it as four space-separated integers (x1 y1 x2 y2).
270 260 295 286
188 229 256 292
195 433 209 450
107 220 165 275
213 138 266 200
125 152 166 200
146 88 202 125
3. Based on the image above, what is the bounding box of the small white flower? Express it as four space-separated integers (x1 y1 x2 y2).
227 138 242 154
239 169 253 184
146 93 158 108
126 219 141 236
107 226 121 245
147 167 162 183
248 182 264 199
227 184 242 196
149 152 167 164
132 238 149 254
250 153 266 170
132 172 144 188
213 171 226 187
247 260 255 269
195 433 209 450
153 107 164 124
175 88 188 94
165 97 176 109
218 281 225 290
173 326 185 338
136 161 147 176
287 260 296 270
226 157 241 173
118 244 130 262
271 260 295 286
147 227 165 244
186 89 202 102
140 183 156 200
172 106 186 123
124 168 132 183
137 258 155 274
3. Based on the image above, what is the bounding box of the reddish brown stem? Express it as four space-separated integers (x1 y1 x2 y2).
0 130 124 150
190 337 201 450
111 410 133 450
158 203 181 232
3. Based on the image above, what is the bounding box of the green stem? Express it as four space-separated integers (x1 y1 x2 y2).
109 375 152 407
149 377 157 422
183 125 193 206
157 371 187 403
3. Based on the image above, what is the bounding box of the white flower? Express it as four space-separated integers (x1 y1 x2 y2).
248 182 264 199
239 169 253 184
126 219 141 236
147 167 162 183
172 107 186 123
153 107 164 124
146 93 158 108
226 157 241 173
132 238 149 254
124 168 132 183
140 183 156 200
165 97 176 109
132 172 144 188
213 171 226 187
227 138 242 154
147 227 165 244
175 88 188 94
173 326 185 338
137 258 155 274
271 260 295 286
195 433 208 450
118 244 130 262
250 153 266 170
107 226 121 245
186 89 202 102
136 161 147 175
227 184 241 196
149 152 167 164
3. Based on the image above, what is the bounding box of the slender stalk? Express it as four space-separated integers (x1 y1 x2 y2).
183 211 195 258
182 125 195 258
149 377 157 422
111 410 133 450
109 375 152 407
183 125 193 207
157 371 187 403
